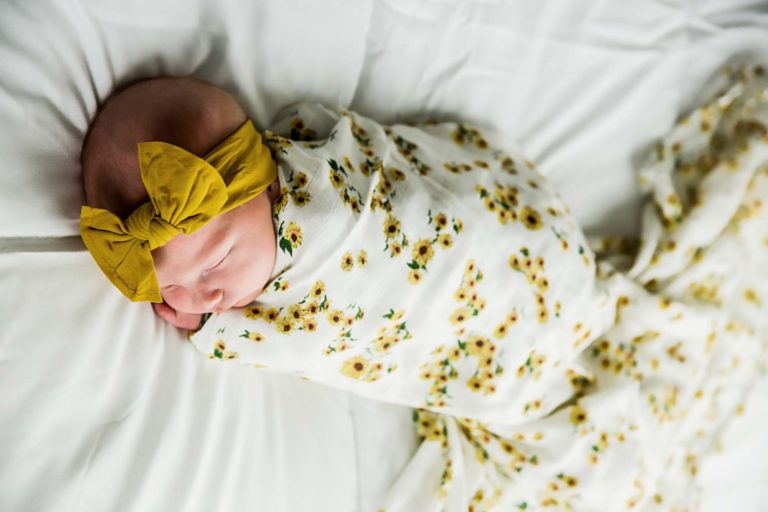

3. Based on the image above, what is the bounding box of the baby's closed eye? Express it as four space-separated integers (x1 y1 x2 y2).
206 248 231 271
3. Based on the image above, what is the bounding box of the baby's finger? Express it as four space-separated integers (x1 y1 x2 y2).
151 302 202 330
176 312 203 330
152 302 181 326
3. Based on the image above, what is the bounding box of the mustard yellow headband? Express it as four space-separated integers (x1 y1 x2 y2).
80 120 277 303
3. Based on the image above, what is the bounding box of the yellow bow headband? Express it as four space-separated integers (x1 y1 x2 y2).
80 120 277 303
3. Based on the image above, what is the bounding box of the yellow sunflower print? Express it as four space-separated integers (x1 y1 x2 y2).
341 355 370 380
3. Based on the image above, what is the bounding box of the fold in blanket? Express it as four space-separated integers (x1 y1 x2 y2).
191 64 768 511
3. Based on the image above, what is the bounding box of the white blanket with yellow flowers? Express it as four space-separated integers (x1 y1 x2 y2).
191 65 768 511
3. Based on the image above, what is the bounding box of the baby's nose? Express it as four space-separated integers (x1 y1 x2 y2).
200 288 224 311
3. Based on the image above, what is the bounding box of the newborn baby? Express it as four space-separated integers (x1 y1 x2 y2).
81 77 280 329
81 74 612 425
80 70 766 511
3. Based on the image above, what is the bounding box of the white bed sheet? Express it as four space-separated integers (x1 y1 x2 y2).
0 250 419 512
1 0 767 510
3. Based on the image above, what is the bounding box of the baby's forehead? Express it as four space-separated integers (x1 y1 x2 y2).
153 216 227 270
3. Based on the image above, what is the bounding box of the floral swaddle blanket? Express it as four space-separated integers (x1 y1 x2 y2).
191 64 768 511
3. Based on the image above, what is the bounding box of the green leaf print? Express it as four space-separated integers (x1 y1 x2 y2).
279 237 293 256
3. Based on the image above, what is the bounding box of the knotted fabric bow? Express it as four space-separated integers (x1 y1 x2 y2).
80 120 277 303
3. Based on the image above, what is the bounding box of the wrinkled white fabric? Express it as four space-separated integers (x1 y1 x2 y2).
192 64 768 510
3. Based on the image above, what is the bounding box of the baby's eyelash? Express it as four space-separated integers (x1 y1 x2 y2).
207 249 230 271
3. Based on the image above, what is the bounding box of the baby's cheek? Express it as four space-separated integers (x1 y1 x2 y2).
235 261 263 294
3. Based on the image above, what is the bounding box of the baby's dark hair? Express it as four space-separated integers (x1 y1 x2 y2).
81 77 246 219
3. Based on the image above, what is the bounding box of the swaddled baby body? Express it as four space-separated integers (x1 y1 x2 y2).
81 70 768 511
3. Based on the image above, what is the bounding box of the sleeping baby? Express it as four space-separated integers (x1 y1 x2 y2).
81 77 280 330
80 71 767 511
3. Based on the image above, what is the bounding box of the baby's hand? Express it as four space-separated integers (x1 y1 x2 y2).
152 302 203 330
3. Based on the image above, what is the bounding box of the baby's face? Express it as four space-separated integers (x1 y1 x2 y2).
152 191 276 314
